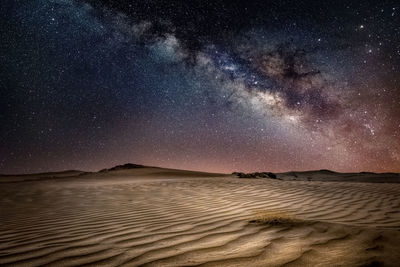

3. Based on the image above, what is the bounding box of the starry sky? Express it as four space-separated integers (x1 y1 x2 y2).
1 0 400 174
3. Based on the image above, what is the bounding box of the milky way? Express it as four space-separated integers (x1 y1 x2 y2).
1 0 400 173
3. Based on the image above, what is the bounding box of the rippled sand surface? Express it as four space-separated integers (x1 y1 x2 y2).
1 168 400 266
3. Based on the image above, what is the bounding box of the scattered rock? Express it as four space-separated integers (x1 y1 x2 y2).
233 172 277 179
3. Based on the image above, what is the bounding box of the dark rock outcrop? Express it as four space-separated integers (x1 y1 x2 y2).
233 172 277 179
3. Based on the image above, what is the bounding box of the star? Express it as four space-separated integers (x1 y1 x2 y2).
0 0 399 173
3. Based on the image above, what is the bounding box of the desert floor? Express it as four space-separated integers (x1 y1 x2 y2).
1 167 400 266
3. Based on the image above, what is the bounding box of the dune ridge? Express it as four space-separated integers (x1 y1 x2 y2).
0 168 400 266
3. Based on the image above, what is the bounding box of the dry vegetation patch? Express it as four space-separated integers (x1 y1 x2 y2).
250 209 303 226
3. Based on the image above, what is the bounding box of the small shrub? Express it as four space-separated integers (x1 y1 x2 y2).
249 209 301 226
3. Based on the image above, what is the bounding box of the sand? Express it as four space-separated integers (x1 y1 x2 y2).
0 167 400 266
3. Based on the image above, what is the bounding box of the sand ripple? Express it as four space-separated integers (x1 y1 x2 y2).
1 177 400 266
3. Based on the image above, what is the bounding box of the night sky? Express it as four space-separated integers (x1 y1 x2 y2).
1 0 400 174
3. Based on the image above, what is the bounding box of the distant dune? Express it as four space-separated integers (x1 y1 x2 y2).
0 164 227 183
277 170 400 183
2 164 399 184
233 169 400 183
0 170 86 183
0 164 399 266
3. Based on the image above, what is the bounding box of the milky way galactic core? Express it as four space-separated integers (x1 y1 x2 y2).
1 0 400 173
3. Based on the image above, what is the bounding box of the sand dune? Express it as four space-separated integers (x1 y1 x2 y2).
277 170 400 183
0 167 399 266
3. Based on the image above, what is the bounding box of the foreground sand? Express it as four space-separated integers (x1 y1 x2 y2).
1 168 400 266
